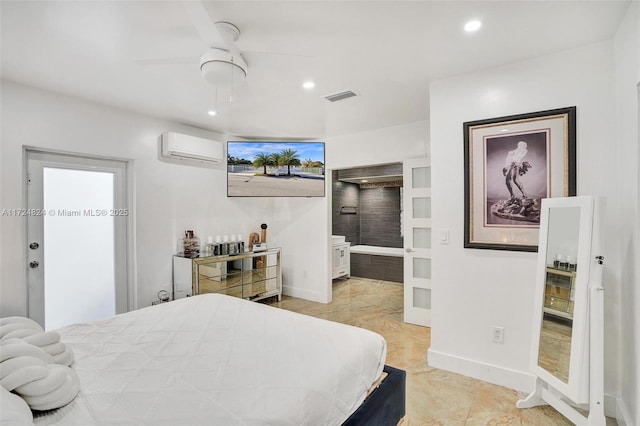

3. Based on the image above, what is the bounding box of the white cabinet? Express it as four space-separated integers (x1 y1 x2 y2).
332 242 350 279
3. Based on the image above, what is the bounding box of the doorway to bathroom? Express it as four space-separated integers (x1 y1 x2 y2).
330 159 431 326
331 162 405 281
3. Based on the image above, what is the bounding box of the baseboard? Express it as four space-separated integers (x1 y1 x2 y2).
282 284 328 303
428 349 632 423
612 395 634 426
427 348 535 393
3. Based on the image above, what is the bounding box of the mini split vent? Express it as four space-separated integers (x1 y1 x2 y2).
323 90 357 102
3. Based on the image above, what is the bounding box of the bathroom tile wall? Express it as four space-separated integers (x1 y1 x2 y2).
332 170 403 248
359 187 403 247
350 253 403 282
332 170 360 244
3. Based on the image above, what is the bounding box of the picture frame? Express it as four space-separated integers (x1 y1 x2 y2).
463 106 576 252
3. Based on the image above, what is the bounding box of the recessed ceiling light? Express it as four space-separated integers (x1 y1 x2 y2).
208 110 217 116
464 20 482 32
361 179 368 183
302 81 315 89
501 128 509 132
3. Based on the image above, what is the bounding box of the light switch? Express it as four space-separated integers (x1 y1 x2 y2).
440 229 449 244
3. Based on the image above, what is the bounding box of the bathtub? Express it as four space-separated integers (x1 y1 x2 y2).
350 245 405 257
349 245 404 282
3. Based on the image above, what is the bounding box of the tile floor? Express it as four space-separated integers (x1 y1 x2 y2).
268 277 614 426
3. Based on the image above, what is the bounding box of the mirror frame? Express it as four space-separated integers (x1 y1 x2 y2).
528 196 594 404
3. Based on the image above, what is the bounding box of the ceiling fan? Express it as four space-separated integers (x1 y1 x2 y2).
134 1 315 94
136 1 323 139
182 1 248 89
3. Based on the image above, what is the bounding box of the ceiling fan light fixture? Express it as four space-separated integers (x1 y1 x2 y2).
200 49 247 88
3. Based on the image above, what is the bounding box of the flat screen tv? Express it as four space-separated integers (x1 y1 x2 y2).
227 141 325 197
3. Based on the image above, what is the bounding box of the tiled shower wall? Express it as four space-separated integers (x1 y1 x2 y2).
359 187 403 248
331 170 403 248
331 170 360 244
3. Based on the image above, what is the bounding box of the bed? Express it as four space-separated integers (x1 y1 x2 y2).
4 294 405 425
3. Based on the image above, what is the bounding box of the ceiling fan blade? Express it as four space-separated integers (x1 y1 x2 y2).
133 56 198 66
243 50 314 59
242 50 315 73
182 1 226 48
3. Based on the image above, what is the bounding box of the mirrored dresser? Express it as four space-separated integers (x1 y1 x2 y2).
173 248 282 302
543 266 576 321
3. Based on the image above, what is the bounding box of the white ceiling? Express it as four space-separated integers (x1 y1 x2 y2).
0 1 631 140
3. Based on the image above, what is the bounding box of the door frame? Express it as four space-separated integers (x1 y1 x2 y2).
23 147 136 325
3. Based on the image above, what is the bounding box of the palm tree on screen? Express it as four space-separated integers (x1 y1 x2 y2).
271 153 283 175
253 153 271 175
280 149 300 176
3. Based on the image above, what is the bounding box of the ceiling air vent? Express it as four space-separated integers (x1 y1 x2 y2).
323 90 357 102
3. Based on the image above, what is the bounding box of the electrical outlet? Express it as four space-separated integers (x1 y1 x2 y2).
492 326 505 344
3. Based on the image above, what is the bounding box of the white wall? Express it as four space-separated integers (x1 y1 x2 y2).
0 81 329 313
325 120 429 170
428 40 623 404
613 2 639 424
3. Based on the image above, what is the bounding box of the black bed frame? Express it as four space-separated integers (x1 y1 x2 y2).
342 365 406 426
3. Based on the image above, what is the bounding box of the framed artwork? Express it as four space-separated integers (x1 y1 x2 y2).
463 106 576 252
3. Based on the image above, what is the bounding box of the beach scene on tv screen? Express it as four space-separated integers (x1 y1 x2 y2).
227 142 325 197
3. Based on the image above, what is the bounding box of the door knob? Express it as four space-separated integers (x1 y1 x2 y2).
29 242 39 250
29 261 39 269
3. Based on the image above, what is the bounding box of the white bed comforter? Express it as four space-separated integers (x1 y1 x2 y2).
34 294 386 425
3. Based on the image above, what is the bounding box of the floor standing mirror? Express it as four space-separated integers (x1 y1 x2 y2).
517 196 605 425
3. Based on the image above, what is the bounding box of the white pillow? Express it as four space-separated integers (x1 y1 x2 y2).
0 317 79 413
0 385 33 425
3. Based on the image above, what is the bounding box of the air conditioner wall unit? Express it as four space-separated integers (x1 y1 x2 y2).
161 132 224 163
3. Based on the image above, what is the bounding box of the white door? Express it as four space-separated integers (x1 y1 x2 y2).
26 150 130 330
403 157 431 326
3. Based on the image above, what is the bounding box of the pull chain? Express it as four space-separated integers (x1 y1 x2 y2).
230 57 235 103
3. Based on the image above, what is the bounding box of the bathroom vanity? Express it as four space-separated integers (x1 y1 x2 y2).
332 236 351 279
